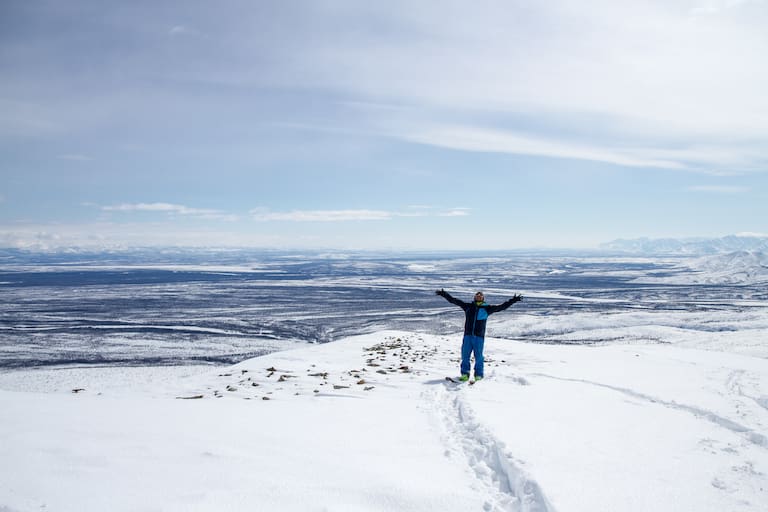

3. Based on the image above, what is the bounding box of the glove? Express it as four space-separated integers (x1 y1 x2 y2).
511 294 523 303
436 289 447 297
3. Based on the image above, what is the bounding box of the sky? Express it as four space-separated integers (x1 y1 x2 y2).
1 0 767 251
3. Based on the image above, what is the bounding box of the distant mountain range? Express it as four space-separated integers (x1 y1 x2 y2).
601 235 768 255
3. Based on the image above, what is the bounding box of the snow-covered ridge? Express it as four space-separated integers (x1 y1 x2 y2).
632 251 768 285
602 235 768 255
687 251 768 284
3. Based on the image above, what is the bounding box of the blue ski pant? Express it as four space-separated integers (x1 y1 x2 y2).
460 335 485 377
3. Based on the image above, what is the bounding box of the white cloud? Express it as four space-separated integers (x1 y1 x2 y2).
251 209 393 222
57 154 93 161
102 203 238 221
168 25 201 37
292 1 768 172
402 124 688 170
691 0 759 15
687 185 749 194
439 208 471 217
250 207 471 222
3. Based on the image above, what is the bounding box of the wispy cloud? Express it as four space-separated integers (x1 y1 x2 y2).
691 0 758 15
250 207 470 222
439 208 471 217
168 25 201 37
687 185 749 194
102 203 238 221
250 209 394 222
401 124 688 170
57 154 93 162
293 2 768 172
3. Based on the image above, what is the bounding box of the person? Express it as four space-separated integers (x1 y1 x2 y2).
435 289 522 381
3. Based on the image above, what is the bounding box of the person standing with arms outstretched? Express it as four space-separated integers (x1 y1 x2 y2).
436 289 522 381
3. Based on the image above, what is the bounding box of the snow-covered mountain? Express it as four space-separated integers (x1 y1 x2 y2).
601 235 768 255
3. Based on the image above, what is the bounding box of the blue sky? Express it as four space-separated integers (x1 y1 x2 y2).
1 0 766 250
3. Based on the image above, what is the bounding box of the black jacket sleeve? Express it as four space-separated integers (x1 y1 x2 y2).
436 290 469 310
486 295 522 314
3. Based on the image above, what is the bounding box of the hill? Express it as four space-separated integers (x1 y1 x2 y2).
1 330 766 511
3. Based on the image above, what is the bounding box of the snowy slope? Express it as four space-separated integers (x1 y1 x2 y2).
685 252 768 284
1 331 767 512
632 251 768 285
602 235 768 255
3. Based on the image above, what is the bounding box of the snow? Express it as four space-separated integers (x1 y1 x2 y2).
632 252 768 285
1 330 767 512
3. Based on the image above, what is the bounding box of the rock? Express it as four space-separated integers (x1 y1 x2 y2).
71 388 85 393
176 395 204 400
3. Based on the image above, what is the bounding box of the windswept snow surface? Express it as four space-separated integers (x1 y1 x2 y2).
1 330 767 512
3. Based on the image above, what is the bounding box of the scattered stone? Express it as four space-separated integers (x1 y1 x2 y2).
333 385 350 390
176 395 204 400
364 386 375 391
356 379 366 385
309 372 328 378
251 382 260 387
262 396 271 401
376 369 388 375
226 385 238 392
71 388 85 393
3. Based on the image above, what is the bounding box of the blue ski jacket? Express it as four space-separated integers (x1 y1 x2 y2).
437 290 520 338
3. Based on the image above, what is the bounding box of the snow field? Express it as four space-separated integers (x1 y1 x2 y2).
1 330 767 511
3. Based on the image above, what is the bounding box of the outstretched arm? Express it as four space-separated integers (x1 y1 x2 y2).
487 294 523 313
435 289 469 309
